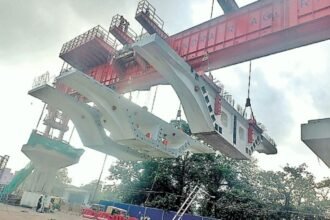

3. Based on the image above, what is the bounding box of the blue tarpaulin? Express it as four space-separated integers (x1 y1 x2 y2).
99 200 218 220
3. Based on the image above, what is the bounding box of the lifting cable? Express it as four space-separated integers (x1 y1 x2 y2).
204 0 215 77
243 61 255 120
210 0 215 19
144 89 152 108
68 126 75 144
35 103 47 130
175 103 183 129
91 154 108 202
150 86 158 113
176 103 182 121
143 164 161 217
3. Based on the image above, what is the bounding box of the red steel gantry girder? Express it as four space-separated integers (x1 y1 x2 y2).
60 0 330 93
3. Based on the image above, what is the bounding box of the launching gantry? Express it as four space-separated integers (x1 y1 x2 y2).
30 0 330 161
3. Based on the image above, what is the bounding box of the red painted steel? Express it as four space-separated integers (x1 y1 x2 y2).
169 0 330 71
214 94 222 116
61 0 330 92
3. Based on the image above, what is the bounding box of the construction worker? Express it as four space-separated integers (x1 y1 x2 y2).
119 16 125 31
125 21 130 32
36 195 43 212
145 8 150 16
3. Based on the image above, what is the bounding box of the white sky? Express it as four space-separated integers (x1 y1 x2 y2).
0 0 329 186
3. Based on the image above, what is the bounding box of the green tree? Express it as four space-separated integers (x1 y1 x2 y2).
317 178 330 201
81 179 120 203
107 157 329 219
257 164 324 219
55 168 72 185
51 168 72 196
108 154 272 218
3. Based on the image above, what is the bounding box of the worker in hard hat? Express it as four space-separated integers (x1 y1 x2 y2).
119 16 125 31
36 195 43 212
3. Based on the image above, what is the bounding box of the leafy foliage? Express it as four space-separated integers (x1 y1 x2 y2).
55 168 72 185
80 179 120 203
51 168 72 196
106 155 329 219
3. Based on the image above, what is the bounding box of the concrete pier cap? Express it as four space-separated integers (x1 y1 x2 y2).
301 118 330 167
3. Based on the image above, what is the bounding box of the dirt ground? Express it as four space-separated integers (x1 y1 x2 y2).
0 203 83 220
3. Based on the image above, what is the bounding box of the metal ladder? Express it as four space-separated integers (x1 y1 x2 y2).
172 185 200 220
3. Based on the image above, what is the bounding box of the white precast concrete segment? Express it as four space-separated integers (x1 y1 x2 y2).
132 34 277 159
133 35 214 134
56 70 214 157
301 118 330 167
28 84 149 161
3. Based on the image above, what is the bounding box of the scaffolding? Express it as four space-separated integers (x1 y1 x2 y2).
0 155 9 181
135 0 168 39
109 14 137 45
60 25 117 55
59 25 118 71
136 0 164 29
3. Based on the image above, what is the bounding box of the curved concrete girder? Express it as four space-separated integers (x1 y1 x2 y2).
57 71 213 157
58 72 129 140
132 34 277 159
133 34 250 159
29 85 105 146
28 84 149 161
133 35 214 134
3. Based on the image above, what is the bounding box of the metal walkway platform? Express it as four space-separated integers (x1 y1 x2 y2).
60 26 117 72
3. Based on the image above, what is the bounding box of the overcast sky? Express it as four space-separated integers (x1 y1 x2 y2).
0 0 329 186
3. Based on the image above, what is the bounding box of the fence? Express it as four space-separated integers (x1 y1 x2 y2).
99 200 217 220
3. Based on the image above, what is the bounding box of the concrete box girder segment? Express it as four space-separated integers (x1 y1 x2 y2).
301 118 330 167
56 70 213 158
28 84 149 161
133 34 277 159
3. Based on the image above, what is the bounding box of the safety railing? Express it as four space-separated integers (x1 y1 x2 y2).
262 132 276 147
31 129 73 148
60 25 117 55
135 32 150 41
31 71 58 89
60 62 74 75
110 14 137 40
136 0 164 29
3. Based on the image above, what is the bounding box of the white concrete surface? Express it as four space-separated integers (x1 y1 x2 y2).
133 34 276 159
301 118 330 167
29 85 151 161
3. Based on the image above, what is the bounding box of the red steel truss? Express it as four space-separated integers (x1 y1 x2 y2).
60 0 330 93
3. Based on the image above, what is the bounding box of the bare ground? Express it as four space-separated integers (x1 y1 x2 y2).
0 203 83 220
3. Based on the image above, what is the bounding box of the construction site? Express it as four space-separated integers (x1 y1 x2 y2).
0 0 330 219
